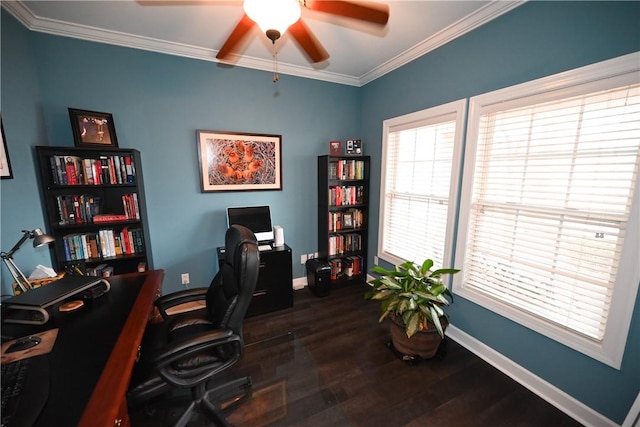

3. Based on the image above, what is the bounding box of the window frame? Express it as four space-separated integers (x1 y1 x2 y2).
453 52 640 369
377 99 466 269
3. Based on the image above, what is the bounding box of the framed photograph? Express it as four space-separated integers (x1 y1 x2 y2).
196 130 282 192
329 140 341 155
68 108 118 147
343 212 353 228
0 118 13 179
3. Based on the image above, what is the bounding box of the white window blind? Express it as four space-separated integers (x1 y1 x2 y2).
456 53 640 367
378 101 465 267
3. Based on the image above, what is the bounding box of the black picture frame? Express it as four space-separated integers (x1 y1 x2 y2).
196 130 282 192
68 108 119 148
1 118 13 179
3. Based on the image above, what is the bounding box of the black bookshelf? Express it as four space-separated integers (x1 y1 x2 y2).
317 155 369 284
35 146 153 276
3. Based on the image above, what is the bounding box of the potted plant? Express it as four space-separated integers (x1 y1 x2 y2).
365 259 460 359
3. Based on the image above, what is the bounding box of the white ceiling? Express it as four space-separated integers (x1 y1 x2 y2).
3 0 523 86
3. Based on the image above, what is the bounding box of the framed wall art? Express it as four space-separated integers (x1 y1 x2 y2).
1 118 13 179
196 130 282 192
68 108 119 147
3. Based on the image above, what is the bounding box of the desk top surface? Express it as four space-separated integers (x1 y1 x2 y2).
217 242 291 254
4 275 105 308
1 270 164 427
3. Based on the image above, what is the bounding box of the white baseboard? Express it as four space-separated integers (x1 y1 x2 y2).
292 277 307 290
292 274 374 291
447 325 619 427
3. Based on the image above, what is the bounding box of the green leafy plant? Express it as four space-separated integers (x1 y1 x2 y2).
365 259 460 338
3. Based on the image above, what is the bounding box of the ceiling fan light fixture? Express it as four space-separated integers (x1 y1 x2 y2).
244 0 301 39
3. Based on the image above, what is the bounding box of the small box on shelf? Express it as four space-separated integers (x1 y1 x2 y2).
329 140 341 155
345 139 363 156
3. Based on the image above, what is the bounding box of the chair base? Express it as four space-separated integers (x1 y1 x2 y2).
133 376 252 427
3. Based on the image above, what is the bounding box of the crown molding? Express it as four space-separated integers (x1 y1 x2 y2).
359 1 525 85
2 1 524 87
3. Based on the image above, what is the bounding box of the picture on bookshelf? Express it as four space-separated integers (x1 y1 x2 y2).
345 139 363 155
329 140 341 155
343 212 353 228
196 130 282 192
69 108 119 148
1 118 13 179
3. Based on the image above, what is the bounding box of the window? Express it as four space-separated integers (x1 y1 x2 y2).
454 53 640 368
378 100 466 268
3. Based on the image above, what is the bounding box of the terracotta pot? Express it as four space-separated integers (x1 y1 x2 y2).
388 314 447 359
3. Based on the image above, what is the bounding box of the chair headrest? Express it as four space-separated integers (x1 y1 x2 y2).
225 225 258 265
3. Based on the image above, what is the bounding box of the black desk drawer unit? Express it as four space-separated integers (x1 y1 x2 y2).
217 244 293 317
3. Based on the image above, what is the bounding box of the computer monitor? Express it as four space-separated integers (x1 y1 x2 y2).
226 205 274 243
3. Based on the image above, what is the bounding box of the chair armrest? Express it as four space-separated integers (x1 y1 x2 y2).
150 328 242 388
155 287 208 321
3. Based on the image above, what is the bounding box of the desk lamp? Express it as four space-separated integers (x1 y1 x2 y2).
1 228 54 294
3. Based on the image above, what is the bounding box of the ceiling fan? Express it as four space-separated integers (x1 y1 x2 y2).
217 0 389 63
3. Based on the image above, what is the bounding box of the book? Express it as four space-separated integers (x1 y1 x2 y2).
100 155 110 184
125 156 134 182
65 156 80 185
92 159 102 185
93 214 128 223
83 158 94 185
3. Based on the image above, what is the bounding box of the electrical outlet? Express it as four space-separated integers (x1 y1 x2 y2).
313 252 319 259
181 273 190 286
301 254 307 264
308 253 314 260
374 256 379 265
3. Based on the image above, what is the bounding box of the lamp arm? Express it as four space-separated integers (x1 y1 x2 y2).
2 230 33 259
2 256 32 294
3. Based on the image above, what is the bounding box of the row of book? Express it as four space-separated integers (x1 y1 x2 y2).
85 261 146 277
86 263 115 277
328 208 364 232
49 154 136 186
329 255 364 281
329 185 365 207
62 227 144 261
329 159 365 181
328 232 362 256
55 193 140 225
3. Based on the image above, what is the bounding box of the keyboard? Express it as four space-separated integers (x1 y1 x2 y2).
1 356 49 427
258 244 272 251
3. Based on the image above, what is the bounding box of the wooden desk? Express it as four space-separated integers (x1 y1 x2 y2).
1 270 164 427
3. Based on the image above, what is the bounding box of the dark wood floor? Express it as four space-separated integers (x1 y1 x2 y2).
131 281 585 427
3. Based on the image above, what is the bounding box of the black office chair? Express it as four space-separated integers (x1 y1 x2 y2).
128 225 260 427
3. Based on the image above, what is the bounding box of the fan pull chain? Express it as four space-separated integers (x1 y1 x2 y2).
272 43 280 83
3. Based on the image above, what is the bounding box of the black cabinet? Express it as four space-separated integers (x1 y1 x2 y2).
317 155 369 284
217 244 293 317
35 146 152 276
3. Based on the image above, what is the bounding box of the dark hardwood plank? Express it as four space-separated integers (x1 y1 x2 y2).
131 281 585 427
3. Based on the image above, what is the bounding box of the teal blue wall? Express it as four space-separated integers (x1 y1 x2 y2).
1 10 360 296
0 11 53 294
360 2 640 424
2 2 639 424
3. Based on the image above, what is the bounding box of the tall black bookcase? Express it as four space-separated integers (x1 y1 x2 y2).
317 155 370 284
36 146 153 276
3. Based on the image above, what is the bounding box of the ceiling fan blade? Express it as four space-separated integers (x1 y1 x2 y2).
289 20 329 63
304 0 389 25
216 14 254 60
